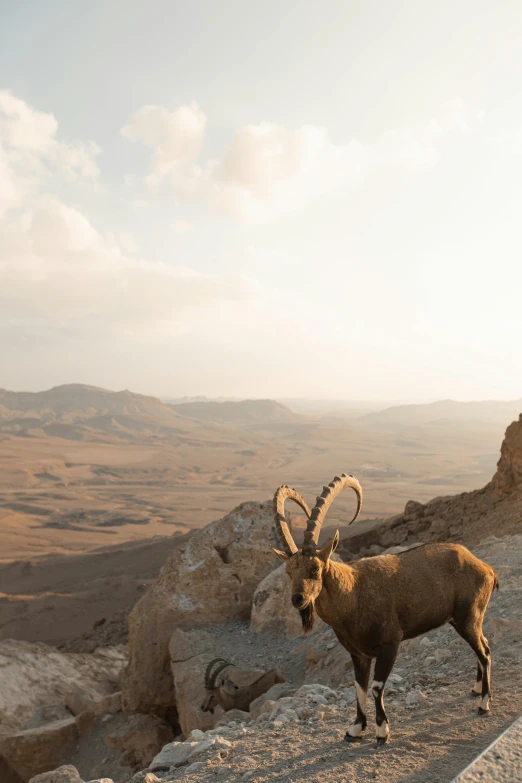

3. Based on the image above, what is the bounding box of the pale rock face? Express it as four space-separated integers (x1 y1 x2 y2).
122 501 277 715
169 628 223 736
0 640 126 731
105 714 173 769
250 554 343 637
493 414 522 495
27 766 83 783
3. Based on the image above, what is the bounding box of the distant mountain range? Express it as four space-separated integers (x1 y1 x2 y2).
0 384 300 440
0 385 520 441
359 398 522 429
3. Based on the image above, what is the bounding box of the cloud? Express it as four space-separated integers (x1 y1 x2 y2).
171 219 194 234
0 198 255 337
123 97 481 223
0 90 100 216
121 102 206 189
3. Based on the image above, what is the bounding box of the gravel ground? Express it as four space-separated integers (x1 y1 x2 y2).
452 715 522 782
126 534 522 783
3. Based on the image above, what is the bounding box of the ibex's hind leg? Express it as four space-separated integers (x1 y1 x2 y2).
372 642 399 744
345 654 371 742
453 620 491 714
471 661 483 696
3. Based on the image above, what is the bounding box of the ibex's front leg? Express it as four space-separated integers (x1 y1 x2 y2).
372 642 399 744
345 654 371 741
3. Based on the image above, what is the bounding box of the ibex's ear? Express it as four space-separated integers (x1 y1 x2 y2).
318 530 339 562
271 546 290 562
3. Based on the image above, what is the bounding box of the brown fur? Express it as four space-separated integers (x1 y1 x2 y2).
273 495 498 743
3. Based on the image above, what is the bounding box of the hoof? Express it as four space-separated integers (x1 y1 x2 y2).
376 736 389 745
344 733 362 743
478 707 490 715
470 690 481 698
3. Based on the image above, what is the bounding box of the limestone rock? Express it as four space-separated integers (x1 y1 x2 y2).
0 640 126 731
28 766 83 783
429 517 450 536
169 629 223 736
148 741 198 771
149 736 232 772
251 554 342 637
0 718 78 782
122 501 277 715
404 500 425 519
249 683 296 720
493 414 522 495
105 714 173 769
217 709 249 726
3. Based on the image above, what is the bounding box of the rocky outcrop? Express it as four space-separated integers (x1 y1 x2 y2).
493 414 522 495
122 502 277 716
0 641 126 732
0 641 125 782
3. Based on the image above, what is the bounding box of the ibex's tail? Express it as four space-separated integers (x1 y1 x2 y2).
494 572 500 591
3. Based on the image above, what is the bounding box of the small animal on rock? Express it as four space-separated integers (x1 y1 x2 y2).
272 474 499 744
201 658 285 714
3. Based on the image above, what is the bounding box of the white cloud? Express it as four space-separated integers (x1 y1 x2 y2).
171 219 194 234
0 198 254 336
123 97 481 223
0 90 100 216
121 102 206 189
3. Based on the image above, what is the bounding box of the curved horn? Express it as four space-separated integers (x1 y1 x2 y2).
273 485 311 555
302 473 363 554
204 658 232 690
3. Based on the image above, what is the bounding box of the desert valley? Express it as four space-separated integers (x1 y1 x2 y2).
0 385 522 783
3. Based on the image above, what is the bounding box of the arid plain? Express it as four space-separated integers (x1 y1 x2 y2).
0 384 520 649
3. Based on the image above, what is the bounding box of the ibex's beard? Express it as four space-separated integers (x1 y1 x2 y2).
299 602 315 633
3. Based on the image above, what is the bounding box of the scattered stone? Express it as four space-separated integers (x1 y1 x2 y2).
406 690 428 706
28 766 83 783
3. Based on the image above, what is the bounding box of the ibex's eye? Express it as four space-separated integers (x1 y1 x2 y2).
311 568 321 579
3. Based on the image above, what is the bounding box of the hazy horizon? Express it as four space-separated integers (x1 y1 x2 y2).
2 0 522 400
2 380 522 408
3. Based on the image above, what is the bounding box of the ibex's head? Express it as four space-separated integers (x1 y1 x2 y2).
201 658 233 713
271 474 362 633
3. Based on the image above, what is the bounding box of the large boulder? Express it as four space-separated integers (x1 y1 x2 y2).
0 641 126 731
121 501 276 715
250 555 342 637
494 414 522 495
168 629 222 737
0 718 78 782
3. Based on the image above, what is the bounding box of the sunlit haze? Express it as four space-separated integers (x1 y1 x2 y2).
2 0 521 401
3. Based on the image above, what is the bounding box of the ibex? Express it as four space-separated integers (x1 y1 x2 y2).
272 474 498 744
201 658 285 714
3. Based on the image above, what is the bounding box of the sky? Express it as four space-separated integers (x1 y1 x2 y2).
1 0 522 401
